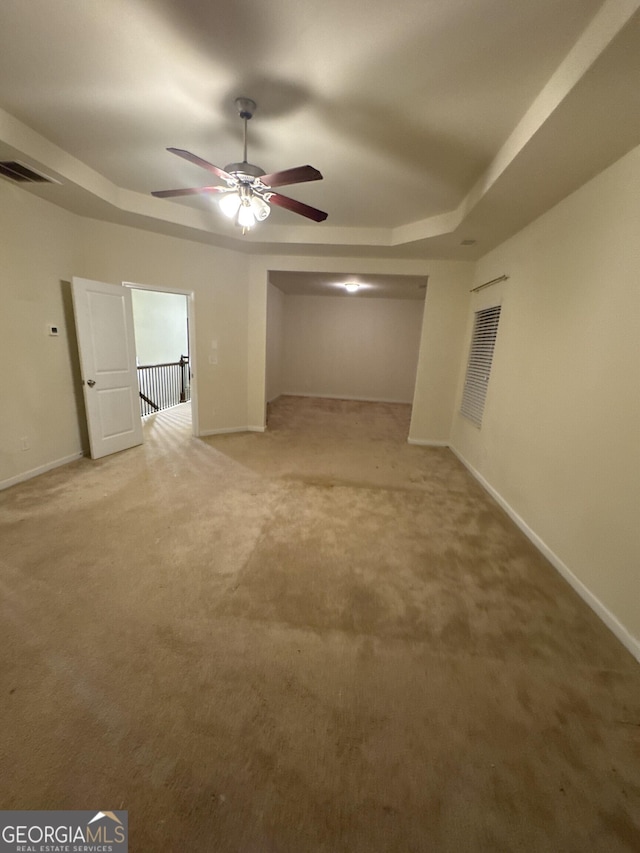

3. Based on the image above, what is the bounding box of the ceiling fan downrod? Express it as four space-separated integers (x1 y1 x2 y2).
223 97 265 179
235 97 256 166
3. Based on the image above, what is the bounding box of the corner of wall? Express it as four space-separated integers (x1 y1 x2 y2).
409 266 473 444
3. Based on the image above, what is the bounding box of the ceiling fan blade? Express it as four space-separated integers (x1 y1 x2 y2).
259 165 322 189
151 185 227 198
166 148 234 182
268 192 328 222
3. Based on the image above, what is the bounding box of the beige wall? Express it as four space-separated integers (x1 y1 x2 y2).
451 144 640 653
409 267 473 443
266 282 285 403
280 293 424 402
246 269 268 430
0 183 85 486
77 218 251 436
0 188 255 488
130 289 188 365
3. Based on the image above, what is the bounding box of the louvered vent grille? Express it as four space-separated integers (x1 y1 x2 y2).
460 304 502 427
0 161 55 183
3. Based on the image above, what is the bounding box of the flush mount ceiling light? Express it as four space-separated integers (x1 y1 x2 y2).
152 98 328 233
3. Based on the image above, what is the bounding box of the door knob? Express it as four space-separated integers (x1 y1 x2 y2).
86 379 96 387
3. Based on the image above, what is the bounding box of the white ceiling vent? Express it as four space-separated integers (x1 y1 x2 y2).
0 161 59 184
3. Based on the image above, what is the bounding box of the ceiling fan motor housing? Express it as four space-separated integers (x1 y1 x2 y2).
223 161 266 180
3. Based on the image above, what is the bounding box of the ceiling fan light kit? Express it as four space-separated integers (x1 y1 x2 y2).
152 97 327 233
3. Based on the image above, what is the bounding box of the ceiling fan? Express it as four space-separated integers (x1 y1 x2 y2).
151 97 328 231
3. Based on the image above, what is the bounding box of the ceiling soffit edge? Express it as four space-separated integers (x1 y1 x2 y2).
0 1 637 257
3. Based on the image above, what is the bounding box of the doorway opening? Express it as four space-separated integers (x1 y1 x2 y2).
124 282 198 436
265 270 427 437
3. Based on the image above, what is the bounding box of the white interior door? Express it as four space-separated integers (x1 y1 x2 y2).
71 277 143 459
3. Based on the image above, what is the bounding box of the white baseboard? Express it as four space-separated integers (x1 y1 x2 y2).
281 392 413 404
199 426 264 437
450 446 640 664
1 451 84 492
407 438 449 447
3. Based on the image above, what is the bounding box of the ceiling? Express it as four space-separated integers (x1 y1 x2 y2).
1 0 639 261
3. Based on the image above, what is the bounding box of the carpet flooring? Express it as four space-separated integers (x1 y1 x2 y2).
1 396 639 852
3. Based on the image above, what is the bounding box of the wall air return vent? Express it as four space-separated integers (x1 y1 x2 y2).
0 161 59 183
